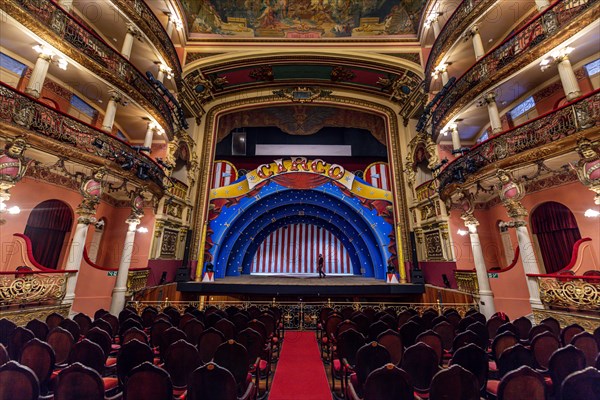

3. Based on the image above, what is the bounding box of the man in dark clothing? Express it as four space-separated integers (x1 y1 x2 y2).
318 254 326 278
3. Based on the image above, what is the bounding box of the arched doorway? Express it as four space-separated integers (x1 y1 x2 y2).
531 202 581 273
24 199 73 269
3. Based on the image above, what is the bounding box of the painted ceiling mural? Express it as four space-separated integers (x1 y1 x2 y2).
181 0 427 38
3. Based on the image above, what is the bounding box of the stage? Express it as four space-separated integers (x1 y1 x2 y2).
177 275 425 297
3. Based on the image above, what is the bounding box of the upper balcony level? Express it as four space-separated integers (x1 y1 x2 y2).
429 0 598 138
2 0 179 138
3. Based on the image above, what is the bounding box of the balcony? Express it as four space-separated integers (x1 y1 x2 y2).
3 0 175 138
430 0 599 134
454 270 479 295
528 273 600 312
0 269 75 307
0 82 167 191
437 89 600 199
111 0 182 76
424 0 496 92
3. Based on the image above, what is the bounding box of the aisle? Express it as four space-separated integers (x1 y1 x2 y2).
269 331 332 400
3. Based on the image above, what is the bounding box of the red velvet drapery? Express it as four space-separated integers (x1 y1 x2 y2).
23 200 73 269
531 202 581 274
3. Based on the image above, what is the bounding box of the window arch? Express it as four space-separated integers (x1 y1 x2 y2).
531 201 581 273
23 199 73 269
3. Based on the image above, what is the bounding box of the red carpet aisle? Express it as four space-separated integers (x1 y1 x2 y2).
269 331 332 400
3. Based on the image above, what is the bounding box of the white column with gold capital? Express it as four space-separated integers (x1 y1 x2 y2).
485 92 503 134
101 90 126 132
62 217 93 306
25 52 52 98
109 217 141 314
557 55 581 102
515 222 543 309
121 24 142 60
449 124 461 156
469 26 485 60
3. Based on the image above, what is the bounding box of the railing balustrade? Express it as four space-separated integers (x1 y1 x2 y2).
437 90 600 197
5 0 175 137
430 0 597 133
0 270 75 306
0 82 167 189
454 270 479 295
527 273 600 311
126 269 150 296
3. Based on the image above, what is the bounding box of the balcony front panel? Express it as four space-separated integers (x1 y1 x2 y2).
424 0 497 92
534 275 600 312
437 90 600 198
431 0 599 135
0 271 72 306
0 82 167 191
3 0 175 137
112 0 182 75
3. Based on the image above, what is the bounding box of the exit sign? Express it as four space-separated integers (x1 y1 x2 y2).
488 273 498 278
107 271 117 277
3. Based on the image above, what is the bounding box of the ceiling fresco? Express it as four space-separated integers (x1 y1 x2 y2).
180 0 427 38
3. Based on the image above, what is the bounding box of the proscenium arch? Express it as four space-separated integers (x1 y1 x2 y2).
212 187 389 279
190 92 413 282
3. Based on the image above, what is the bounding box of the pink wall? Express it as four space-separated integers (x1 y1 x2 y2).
421 261 458 288
147 259 180 286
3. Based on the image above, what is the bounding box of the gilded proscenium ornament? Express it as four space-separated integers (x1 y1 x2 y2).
0 137 30 224
497 169 528 220
77 168 106 221
573 137 600 204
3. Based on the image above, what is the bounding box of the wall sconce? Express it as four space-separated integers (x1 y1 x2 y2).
584 209 600 218
540 46 574 71
136 226 149 233
457 229 468 236
424 13 441 29
431 63 447 79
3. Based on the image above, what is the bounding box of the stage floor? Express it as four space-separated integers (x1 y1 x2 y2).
177 275 425 296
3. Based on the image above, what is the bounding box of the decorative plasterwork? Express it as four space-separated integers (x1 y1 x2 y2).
272 87 332 103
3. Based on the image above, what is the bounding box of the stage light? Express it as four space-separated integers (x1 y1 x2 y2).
136 165 149 180
457 229 468 236
120 152 134 170
584 209 600 218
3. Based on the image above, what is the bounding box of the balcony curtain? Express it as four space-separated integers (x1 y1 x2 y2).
24 200 73 269
531 202 581 274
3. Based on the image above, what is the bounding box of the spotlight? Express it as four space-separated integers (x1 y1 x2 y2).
156 158 173 170
131 145 151 152
136 165 149 180
120 156 134 171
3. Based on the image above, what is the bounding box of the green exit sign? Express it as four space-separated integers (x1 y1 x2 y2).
107 271 117 277
488 273 498 278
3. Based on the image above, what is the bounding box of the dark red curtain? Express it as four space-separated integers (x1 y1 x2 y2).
24 200 73 269
531 202 581 274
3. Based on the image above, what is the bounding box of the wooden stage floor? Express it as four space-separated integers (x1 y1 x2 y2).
177 275 425 296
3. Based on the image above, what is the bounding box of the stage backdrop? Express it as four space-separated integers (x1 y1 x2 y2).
251 224 352 275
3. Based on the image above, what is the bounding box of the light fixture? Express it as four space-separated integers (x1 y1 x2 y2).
137 226 149 233
457 229 468 236
584 209 600 218
32 44 53 57
159 64 174 80
424 13 440 29
441 122 457 136
431 63 448 79
32 44 68 70
173 18 183 30
540 46 574 71
7 206 20 215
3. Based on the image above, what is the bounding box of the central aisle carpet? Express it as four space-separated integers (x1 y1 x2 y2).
269 331 332 400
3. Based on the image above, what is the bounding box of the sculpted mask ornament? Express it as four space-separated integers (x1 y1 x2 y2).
131 192 146 219
573 138 600 204
457 191 478 228
78 168 106 217
0 138 30 189
497 169 528 219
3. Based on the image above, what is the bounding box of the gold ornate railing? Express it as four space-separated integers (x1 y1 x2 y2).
529 274 600 312
431 0 598 133
415 180 438 202
454 270 479 295
437 89 600 199
3 0 175 137
126 269 150 296
168 178 188 200
0 271 74 306
128 300 477 330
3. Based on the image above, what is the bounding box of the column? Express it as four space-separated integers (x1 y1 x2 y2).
156 64 172 84
429 16 441 39
87 222 104 263
109 217 141 315
515 223 543 309
101 90 125 132
121 24 141 60
449 123 461 155
143 122 156 151
62 216 93 306
557 55 581 101
485 92 503 134
25 52 52 98
464 219 496 319
469 26 485 61
165 13 175 38
535 0 550 11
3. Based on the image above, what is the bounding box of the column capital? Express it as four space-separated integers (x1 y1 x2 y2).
126 23 143 40
484 92 497 103
107 89 128 106
126 217 141 230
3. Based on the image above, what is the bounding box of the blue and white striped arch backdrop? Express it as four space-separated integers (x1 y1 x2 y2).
251 224 353 275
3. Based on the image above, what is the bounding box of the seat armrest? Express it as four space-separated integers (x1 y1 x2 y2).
347 381 361 400
239 381 255 400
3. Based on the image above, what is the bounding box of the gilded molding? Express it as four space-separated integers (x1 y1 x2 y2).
1 304 70 327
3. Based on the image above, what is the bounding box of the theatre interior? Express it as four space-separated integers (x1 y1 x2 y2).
0 0 599 398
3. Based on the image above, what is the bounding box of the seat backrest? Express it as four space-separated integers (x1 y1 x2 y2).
90 318 113 337
400 342 441 392
452 329 482 352
497 366 546 400
399 320 424 348
59 319 81 342
119 319 144 337
163 307 181 327
0 319 16 347
548 344 586 389
367 320 389 342
457 316 477 332
93 309 109 321
560 366 600 400
187 363 237 400
512 317 532 341
497 344 536 378
85 327 112 361
214 318 236 340
8 326 34 361
54 362 104 400
164 339 200 388
100 313 119 337
19 338 55 389
540 317 561 337
429 364 480 400
376 329 403 366
25 319 49 341
247 319 267 341
531 331 560 370
257 313 276 337
150 319 172 348
141 307 157 328
231 313 249 332
528 324 552 343
497 322 520 338
0 344 8 365
417 330 443 365
351 313 370 335
161 327 188 355
183 319 205 345
0 360 39 400
354 342 391 392
336 328 365 366
560 324 584 346
467 321 489 345
117 339 154 386
68 339 105 374
379 313 396 329
336 320 358 337
450 343 488 392
122 327 148 345
325 314 343 339
236 328 262 366
571 331 599 367
198 327 226 364
486 316 507 340
72 313 92 336
46 327 74 365
361 363 413 400
45 312 65 330
433 321 455 351
213 339 251 393
125 361 173 400
491 331 518 361
178 313 195 330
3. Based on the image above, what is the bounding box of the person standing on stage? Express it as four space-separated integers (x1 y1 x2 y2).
318 254 326 278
